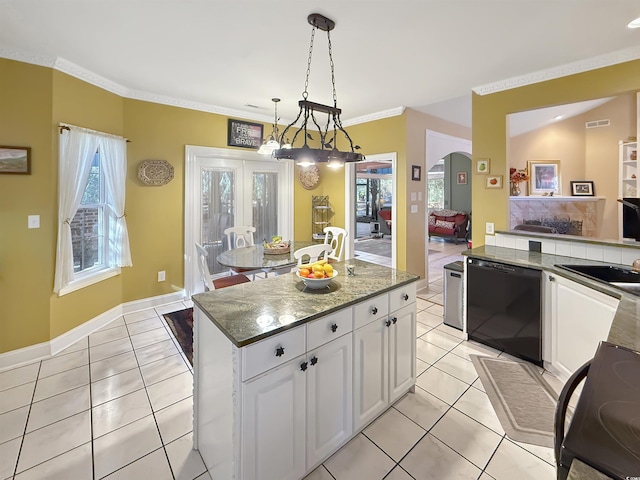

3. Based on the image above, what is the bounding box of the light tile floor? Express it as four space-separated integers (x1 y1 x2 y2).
1 273 560 480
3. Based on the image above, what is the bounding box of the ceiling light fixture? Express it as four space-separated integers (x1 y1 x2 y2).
273 13 364 166
258 98 283 155
628 16 640 28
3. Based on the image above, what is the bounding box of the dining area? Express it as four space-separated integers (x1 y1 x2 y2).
195 225 348 292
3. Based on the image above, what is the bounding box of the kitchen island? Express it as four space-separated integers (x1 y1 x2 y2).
192 259 418 480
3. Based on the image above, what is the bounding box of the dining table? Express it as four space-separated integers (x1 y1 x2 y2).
216 240 316 275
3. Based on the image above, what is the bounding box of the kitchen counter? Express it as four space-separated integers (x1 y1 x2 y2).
192 259 419 347
464 246 640 352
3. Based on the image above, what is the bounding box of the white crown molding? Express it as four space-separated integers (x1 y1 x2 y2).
473 45 640 96
53 57 130 97
342 107 406 127
0 46 57 68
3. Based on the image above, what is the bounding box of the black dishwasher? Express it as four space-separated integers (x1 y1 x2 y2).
466 258 542 366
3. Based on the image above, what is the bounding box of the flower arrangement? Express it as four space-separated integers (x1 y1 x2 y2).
510 168 529 184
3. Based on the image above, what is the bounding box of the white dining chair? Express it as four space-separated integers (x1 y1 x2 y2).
195 243 250 291
222 226 265 279
323 226 348 262
294 244 333 266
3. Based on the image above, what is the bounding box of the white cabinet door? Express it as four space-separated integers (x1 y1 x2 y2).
389 304 416 403
306 333 353 468
353 319 389 431
550 275 619 378
242 356 306 480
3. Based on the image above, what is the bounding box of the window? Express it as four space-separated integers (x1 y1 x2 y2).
55 126 131 294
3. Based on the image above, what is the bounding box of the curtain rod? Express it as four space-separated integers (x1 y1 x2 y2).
58 123 131 143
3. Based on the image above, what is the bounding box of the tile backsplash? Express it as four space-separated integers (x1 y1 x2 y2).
486 233 640 266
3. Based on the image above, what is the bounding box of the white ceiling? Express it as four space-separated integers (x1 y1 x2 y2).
1 1 639 129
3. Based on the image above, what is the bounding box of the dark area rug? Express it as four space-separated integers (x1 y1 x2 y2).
163 308 193 365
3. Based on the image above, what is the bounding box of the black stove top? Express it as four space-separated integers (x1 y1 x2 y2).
562 342 640 479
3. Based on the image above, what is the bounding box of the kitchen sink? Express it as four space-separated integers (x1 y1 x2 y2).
555 264 640 296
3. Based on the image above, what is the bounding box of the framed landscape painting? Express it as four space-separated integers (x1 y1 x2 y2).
0 146 31 174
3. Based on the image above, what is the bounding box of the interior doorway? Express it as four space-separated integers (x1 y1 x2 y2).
345 153 397 268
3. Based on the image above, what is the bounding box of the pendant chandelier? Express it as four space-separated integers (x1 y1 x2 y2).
273 13 364 167
257 98 284 155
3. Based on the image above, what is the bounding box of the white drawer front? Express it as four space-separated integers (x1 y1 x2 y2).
353 293 389 330
307 308 353 351
241 327 306 381
389 284 416 312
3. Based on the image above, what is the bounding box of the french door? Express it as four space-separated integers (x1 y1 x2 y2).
185 146 293 294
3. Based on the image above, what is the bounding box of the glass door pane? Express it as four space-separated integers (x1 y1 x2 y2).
201 168 235 274
252 171 278 244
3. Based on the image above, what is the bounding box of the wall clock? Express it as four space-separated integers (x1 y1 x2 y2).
137 159 174 186
298 165 320 190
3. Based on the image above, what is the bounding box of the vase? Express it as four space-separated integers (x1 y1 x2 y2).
510 183 521 196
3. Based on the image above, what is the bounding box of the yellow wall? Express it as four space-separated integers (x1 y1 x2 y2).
472 59 640 245
0 59 54 352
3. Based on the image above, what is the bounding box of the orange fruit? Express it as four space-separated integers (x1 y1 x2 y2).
299 268 310 277
313 271 325 279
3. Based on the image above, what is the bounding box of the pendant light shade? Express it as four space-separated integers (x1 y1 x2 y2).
258 98 283 155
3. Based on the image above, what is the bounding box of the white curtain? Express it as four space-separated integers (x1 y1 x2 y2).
100 135 132 267
54 129 101 292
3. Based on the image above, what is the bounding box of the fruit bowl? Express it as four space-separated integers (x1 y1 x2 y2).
296 270 338 289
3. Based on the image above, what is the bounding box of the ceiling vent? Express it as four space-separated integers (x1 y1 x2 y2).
585 119 610 129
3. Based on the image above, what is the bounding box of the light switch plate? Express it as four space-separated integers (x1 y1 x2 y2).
410 192 417 201
486 222 494 234
28 215 40 229
418 191 422 201
410 204 418 213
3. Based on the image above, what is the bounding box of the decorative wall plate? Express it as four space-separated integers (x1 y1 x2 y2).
138 159 174 186
298 165 320 190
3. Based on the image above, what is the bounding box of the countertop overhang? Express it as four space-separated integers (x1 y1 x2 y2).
192 259 419 347
464 246 640 352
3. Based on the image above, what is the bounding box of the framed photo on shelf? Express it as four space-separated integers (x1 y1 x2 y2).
485 175 503 189
456 172 467 185
0 146 31 174
411 165 421 181
570 181 595 196
475 158 490 175
528 160 561 195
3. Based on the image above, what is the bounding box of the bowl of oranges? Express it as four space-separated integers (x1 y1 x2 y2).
296 261 338 289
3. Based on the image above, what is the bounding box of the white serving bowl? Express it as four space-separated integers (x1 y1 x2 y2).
296 270 338 289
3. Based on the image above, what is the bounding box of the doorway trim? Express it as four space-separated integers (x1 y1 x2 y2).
184 145 294 296
345 152 397 268
425 130 472 282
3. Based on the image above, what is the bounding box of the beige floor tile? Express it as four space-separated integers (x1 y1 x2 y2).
93 317 126 333
92 388 152 438
484 439 556 480
449 341 500 361
383 466 414 480
90 351 139 382
0 362 40 391
415 367 469 405
89 325 130 348
165 432 207 480
0 437 23 480
130 327 171 350
155 303 188 316
90 337 133 363
102 447 172 480
453 387 505 435
55 337 88 356
91 368 144 407
16 411 91 474
400 433 481 480
303 465 334 480
430 408 502 469
393 387 449 432
324 433 394 480
32 365 89 402
417 311 443 328
126 316 167 336
134 339 180 366
433 353 478 384
416 339 448 365
0 381 35 415
140 353 189 386
421 329 461 351
123 309 158 325
14 442 92 480
155 396 193 444
0 405 29 444
39 350 89 379
27 385 90 433
93 415 162 479
364 407 425 461
146 371 193 412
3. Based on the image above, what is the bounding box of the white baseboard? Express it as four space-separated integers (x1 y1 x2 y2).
0 290 187 372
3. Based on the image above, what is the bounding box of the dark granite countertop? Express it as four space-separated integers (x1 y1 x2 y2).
464 246 640 352
192 259 419 347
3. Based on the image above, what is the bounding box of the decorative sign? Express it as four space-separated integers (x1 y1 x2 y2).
227 119 263 149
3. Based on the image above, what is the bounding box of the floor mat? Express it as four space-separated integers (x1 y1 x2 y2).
163 308 193 365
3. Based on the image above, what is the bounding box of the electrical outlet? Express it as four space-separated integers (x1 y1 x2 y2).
486 222 495 234
28 215 40 229
158 271 166 282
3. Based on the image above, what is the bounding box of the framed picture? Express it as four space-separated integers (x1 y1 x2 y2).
411 165 421 181
227 119 264 149
475 158 490 175
570 180 595 196
0 146 31 174
485 175 503 189
528 160 561 195
456 172 467 185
